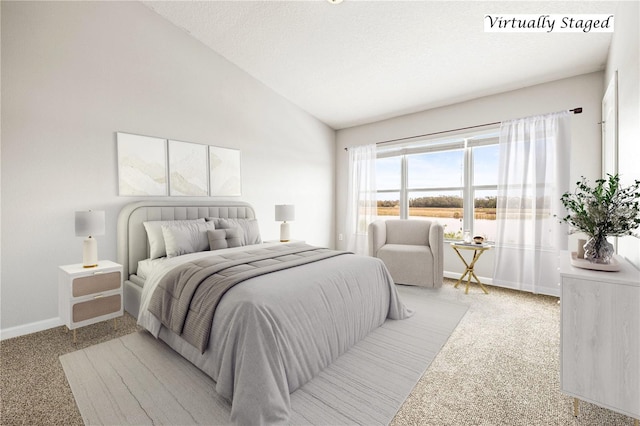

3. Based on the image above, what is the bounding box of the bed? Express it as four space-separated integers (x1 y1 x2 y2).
117 200 411 425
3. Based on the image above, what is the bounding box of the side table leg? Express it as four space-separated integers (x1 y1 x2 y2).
573 398 579 417
454 270 469 288
470 271 490 294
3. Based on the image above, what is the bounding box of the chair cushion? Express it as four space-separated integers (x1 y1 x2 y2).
385 220 432 246
377 244 433 286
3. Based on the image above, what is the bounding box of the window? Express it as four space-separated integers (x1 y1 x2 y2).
376 156 401 219
470 141 499 242
375 130 499 241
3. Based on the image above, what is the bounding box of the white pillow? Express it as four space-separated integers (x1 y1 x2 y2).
162 221 216 258
143 218 205 259
209 218 262 245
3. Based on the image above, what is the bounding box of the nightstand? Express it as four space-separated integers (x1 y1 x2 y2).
58 260 123 342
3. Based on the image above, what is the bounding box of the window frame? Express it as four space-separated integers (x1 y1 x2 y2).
375 128 499 242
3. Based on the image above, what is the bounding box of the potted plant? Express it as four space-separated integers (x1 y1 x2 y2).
559 174 640 264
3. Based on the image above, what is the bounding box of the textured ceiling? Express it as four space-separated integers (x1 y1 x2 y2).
143 1 616 130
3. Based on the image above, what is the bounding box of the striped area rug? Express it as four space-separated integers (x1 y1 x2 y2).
60 288 467 425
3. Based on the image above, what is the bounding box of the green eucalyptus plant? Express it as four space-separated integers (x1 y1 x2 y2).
559 174 640 239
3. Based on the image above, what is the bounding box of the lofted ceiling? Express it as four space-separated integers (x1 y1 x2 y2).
143 1 616 130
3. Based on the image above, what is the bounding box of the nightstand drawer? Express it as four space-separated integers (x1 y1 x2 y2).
72 271 121 297
72 294 121 323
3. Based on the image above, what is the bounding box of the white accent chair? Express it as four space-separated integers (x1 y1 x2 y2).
368 219 444 288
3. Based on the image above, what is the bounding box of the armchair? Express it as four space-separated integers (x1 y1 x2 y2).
368 219 444 288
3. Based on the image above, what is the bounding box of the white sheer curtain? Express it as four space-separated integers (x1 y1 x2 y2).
345 144 377 255
493 111 570 295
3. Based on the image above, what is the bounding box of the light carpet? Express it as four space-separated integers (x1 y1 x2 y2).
60 293 467 425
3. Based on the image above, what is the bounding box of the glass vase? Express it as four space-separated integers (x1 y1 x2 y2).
583 235 614 264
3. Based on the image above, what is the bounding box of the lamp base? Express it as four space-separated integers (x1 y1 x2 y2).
83 236 98 268
280 222 290 242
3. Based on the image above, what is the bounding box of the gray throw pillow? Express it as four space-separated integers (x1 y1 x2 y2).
207 228 243 250
207 218 262 245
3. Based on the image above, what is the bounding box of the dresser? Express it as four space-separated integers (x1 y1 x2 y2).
58 260 123 342
559 251 640 422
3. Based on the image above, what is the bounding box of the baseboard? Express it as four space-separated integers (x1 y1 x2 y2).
444 270 493 285
0 317 62 341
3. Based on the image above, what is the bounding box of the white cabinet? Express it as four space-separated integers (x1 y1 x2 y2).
560 251 640 422
59 260 123 341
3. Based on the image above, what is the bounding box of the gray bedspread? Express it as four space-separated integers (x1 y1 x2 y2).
138 243 412 425
147 244 349 353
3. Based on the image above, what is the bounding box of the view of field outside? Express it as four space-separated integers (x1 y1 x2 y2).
376 144 499 241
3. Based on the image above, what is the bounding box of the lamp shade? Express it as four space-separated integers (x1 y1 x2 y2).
275 205 295 222
75 210 105 237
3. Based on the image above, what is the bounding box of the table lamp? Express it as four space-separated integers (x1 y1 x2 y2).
275 204 295 242
75 210 105 268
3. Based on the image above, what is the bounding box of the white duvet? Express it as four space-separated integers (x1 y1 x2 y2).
138 242 412 425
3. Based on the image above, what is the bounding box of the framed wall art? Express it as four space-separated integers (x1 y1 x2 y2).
116 132 242 197
209 146 242 196
168 140 208 196
117 132 168 196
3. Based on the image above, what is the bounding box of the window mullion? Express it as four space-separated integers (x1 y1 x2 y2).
463 141 474 234
400 155 408 219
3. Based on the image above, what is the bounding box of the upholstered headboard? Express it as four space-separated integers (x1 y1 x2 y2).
116 200 257 277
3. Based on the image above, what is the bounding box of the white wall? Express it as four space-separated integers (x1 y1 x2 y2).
606 1 640 269
1 2 335 337
336 72 604 292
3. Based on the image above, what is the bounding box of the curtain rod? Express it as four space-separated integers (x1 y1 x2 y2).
344 107 582 151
